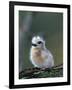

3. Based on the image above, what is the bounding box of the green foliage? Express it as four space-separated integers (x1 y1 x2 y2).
19 67 63 79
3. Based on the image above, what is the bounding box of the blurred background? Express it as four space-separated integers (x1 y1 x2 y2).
19 11 63 73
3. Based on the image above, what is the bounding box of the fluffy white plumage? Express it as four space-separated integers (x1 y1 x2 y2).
30 36 54 68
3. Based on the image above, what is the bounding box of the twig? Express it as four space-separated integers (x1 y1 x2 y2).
19 64 63 79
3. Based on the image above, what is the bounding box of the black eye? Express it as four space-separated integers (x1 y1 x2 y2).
38 41 42 44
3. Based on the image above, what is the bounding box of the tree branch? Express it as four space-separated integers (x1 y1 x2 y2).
19 64 63 79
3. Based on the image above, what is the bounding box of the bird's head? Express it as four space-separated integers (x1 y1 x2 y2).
31 36 45 49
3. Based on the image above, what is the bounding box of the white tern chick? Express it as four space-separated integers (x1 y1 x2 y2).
30 36 54 68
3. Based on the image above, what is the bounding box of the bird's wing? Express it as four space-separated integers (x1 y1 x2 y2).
45 49 53 58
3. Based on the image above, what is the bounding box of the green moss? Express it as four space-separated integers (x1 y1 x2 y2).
20 68 63 79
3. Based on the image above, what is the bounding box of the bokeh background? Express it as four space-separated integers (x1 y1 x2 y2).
19 11 63 73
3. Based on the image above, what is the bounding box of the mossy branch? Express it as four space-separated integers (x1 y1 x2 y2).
19 64 63 79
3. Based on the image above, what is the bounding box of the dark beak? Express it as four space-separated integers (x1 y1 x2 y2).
32 43 37 47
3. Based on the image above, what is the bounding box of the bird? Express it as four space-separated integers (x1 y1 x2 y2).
30 36 54 68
